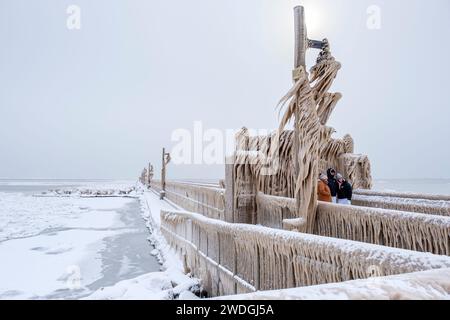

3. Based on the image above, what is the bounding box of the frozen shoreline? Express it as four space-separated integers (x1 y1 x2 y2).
0 182 163 299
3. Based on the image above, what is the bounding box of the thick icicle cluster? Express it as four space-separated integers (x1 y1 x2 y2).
255 192 450 255
276 51 342 232
233 130 371 199
232 47 372 232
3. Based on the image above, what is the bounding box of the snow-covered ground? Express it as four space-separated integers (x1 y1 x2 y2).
0 181 199 300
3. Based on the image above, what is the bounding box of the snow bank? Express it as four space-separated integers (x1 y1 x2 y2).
85 270 199 300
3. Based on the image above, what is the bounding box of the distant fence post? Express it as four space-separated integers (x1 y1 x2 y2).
224 155 235 223
139 167 147 185
161 148 171 199
147 162 154 187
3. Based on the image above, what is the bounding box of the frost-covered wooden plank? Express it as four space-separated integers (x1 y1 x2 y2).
352 194 450 217
354 189 450 202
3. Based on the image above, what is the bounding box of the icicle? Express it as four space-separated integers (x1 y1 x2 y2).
160 208 450 295
315 202 450 255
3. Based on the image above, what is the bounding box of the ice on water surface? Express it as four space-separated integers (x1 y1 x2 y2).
0 180 163 299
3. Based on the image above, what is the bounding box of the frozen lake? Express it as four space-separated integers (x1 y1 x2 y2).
372 179 450 195
0 181 160 299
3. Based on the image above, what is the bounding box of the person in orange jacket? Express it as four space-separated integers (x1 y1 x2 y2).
317 173 332 202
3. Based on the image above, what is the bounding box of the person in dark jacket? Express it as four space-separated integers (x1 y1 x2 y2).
336 173 352 205
326 168 338 203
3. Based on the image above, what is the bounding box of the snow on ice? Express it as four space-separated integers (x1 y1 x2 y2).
0 181 200 300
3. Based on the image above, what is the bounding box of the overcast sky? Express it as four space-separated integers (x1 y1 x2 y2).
0 0 449 180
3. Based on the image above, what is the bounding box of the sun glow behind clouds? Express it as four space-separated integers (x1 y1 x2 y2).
291 0 326 39
260 1 328 63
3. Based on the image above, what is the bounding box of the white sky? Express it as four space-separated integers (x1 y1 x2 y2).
1 0 449 180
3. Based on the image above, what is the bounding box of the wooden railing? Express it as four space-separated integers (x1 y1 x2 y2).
150 180 225 220
149 180 450 255
354 189 450 201
315 202 450 255
160 209 450 297
255 192 450 255
255 192 296 229
352 191 450 217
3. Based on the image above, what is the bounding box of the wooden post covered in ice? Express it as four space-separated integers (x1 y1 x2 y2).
292 6 328 185
147 162 154 187
293 6 307 69
284 6 332 232
161 148 171 199
292 6 305 220
224 157 235 223
293 6 328 70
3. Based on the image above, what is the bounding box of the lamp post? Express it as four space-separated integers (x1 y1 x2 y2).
293 6 328 70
